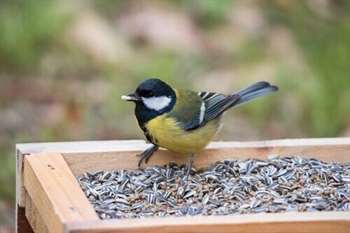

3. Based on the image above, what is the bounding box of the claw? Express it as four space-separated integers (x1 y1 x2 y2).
185 154 195 180
137 144 159 168
138 158 143 168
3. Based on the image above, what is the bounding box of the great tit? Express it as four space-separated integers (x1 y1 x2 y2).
122 78 278 169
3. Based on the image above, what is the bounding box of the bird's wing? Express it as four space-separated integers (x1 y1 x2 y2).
171 90 239 131
198 91 240 124
181 91 239 131
184 82 277 130
169 90 203 131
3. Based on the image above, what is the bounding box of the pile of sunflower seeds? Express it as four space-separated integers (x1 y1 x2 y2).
77 157 350 219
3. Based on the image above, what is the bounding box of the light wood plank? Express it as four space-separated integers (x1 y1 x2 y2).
67 211 350 233
25 193 49 233
16 138 350 204
16 139 350 233
23 153 99 233
15 138 350 155
60 139 350 175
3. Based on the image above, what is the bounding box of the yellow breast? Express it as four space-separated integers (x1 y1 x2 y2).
146 115 220 154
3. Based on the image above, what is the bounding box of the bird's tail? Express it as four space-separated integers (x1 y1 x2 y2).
233 81 278 106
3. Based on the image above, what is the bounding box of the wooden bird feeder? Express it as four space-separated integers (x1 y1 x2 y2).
16 138 350 233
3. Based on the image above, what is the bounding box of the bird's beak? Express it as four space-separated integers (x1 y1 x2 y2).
121 93 141 102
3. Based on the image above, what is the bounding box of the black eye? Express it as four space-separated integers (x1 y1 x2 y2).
140 89 154 97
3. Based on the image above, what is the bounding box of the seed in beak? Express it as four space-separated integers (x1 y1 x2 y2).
121 93 140 101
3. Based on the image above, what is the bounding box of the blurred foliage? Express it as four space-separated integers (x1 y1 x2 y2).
0 0 71 70
1 0 350 213
180 0 234 27
263 1 350 136
92 0 127 18
0 148 15 200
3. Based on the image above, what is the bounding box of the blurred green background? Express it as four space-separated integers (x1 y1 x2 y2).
1 0 350 230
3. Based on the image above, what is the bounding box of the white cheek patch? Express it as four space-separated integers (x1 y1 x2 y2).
199 102 206 124
142 96 172 111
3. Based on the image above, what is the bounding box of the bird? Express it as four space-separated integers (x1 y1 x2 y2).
122 78 278 172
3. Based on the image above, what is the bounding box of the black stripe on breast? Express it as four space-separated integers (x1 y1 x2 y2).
141 125 158 144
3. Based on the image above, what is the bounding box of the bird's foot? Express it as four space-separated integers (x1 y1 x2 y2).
137 144 159 168
184 154 195 182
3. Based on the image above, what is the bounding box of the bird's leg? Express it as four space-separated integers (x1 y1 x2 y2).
185 154 195 180
137 144 159 168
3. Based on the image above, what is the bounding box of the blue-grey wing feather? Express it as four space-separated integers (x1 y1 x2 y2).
184 81 277 131
182 113 202 131
199 92 240 123
183 92 239 131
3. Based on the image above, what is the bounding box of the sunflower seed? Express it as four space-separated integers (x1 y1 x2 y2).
77 156 350 219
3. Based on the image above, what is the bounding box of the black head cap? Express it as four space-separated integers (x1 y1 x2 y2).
123 78 177 126
135 78 175 98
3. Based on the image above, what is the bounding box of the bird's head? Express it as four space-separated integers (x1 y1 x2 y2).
122 79 176 122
